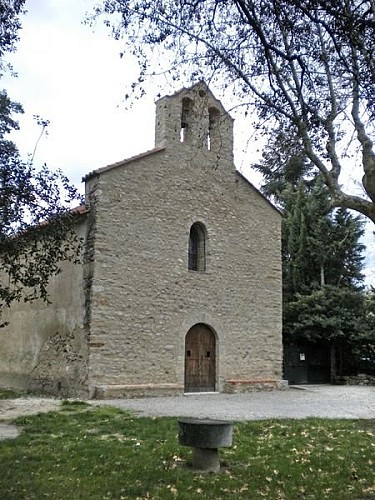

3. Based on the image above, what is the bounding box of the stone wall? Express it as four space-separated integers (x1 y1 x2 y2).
86 83 283 397
335 374 375 386
0 83 283 399
0 219 89 397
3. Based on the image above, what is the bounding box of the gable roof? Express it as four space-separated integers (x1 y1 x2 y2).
82 146 166 182
82 82 280 218
236 170 283 217
83 82 236 183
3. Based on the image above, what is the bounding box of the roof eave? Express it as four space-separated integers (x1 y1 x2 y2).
82 146 166 182
236 170 283 217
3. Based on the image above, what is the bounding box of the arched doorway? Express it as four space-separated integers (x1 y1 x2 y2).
184 324 216 392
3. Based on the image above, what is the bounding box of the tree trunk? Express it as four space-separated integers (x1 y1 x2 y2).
320 264 325 287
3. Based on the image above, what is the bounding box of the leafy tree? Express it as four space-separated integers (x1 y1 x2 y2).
92 0 375 222
281 177 366 299
361 288 375 352
257 149 369 373
0 0 25 62
284 285 375 375
260 159 366 301
286 180 370 375
283 286 367 345
0 2 83 324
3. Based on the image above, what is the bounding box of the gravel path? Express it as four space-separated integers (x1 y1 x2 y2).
1 385 374 440
93 385 375 421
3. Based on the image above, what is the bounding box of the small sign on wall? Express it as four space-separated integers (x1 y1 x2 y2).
300 353 306 361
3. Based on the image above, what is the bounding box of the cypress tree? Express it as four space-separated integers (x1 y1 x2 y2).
255 157 368 376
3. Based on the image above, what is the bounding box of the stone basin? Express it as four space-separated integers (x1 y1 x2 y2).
178 418 233 472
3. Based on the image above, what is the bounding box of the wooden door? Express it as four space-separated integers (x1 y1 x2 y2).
185 324 216 392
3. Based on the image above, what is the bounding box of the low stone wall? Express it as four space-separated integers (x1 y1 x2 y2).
93 383 184 399
335 374 375 386
93 379 289 398
224 379 288 394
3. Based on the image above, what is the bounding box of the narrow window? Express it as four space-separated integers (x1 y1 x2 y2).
180 97 193 143
188 222 207 271
208 107 220 151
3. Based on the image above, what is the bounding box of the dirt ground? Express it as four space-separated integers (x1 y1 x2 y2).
0 397 61 421
0 397 62 440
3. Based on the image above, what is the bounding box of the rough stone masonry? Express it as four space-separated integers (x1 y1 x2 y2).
0 81 283 398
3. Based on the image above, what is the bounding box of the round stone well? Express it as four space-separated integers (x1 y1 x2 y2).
178 418 233 472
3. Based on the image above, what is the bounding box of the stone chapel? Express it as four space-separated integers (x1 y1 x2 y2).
0 82 283 398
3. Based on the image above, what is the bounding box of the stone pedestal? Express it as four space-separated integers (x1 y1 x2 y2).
192 447 220 472
178 418 233 472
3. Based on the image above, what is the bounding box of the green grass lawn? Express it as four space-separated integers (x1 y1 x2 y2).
1 401 375 499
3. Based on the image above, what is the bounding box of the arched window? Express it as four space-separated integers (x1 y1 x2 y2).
180 97 193 143
188 222 207 271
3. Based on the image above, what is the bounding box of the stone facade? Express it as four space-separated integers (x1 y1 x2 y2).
0 82 283 398
0 220 89 398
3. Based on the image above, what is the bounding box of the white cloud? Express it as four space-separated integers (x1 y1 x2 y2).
2 0 155 186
